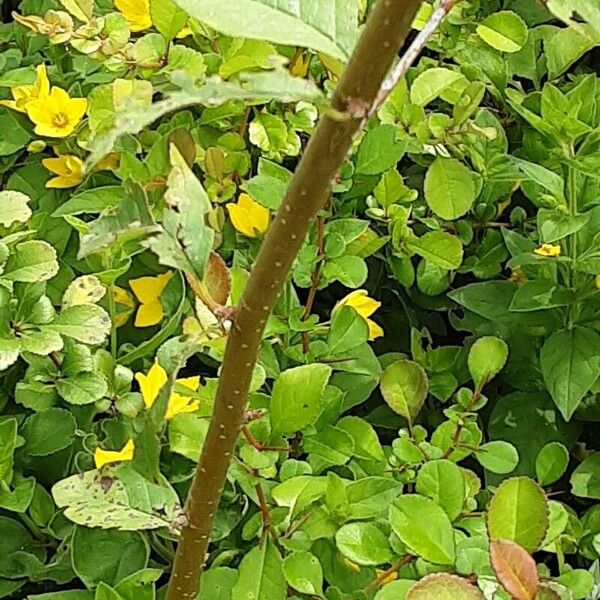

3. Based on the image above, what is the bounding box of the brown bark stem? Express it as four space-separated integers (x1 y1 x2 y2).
165 2 424 598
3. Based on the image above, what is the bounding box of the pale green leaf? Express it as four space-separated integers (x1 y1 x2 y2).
487 477 548 553
0 191 32 227
173 0 358 60
389 494 456 565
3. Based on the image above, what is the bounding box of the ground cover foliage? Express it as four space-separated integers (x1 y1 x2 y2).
0 0 600 598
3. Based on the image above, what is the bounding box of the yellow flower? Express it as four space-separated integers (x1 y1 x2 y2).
336 289 384 341
42 154 84 188
534 244 561 258
596 274 600 289
26 87 87 138
227 193 270 238
166 376 201 420
113 286 135 327
176 25 193 38
115 0 152 31
129 271 173 327
0 64 49 113
135 362 200 420
94 439 135 469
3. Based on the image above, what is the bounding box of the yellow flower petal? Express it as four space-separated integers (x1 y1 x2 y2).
596 274 600 289
176 25 193 38
115 0 152 31
42 154 84 188
337 289 381 319
367 319 384 341
130 271 172 304
130 272 172 327
165 395 200 420
227 193 270 238
135 361 168 409
135 300 163 327
94 439 135 469
534 244 561 258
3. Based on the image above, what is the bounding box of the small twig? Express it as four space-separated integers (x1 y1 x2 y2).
363 556 415 594
442 382 484 460
241 425 289 452
302 214 326 353
255 483 271 541
368 0 461 119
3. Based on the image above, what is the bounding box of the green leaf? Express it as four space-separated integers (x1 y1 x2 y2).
21 408 77 457
487 477 548 553
0 191 31 227
477 11 529 53
389 495 456 565
510 157 565 200
415 459 466 521
57 372 108 406
410 68 465 106
355 125 408 175
406 573 483 599
536 442 569 486
0 476 36 513
557 569 595 599
231 538 286 600
336 416 385 462
169 413 209 461
380 359 429 423
375 581 416 600
476 441 519 474
88 71 321 167
72 527 148 588
52 187 123 217
147 145 214 280
58 0 94 21
172 0 358 61
0 419 17 486
424 157 480 220
149 0 187 40
270 364 332 435
335 522 392 566
47 305 111 346
52 466 180 530
328 306 369 355
2 241 59 283
468 336 508 388
199 568 239 600
282 551 323 595
537 208 590 243
0 108 31 156
546 0 600 34
571 453 600 499
406 231 464 270
540 327 600 421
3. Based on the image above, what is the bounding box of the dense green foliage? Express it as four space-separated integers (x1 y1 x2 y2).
0 0 600 598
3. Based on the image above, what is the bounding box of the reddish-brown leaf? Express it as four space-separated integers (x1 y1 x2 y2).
490 539 539 600
186 252 232 313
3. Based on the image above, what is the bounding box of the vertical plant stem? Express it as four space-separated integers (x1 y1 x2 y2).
302 213 326 353
107 283 118 359
165 2 424 598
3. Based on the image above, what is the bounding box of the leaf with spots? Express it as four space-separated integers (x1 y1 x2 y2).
52 465 181 531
